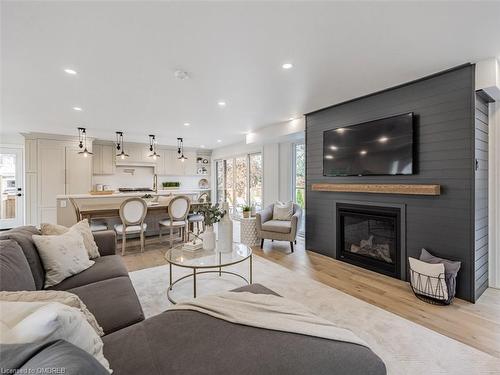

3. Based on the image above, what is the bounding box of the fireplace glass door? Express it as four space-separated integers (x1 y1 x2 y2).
337 204 400 278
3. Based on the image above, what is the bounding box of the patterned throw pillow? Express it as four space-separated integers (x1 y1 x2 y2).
0 290 104 336
272 201 294 221
41 220 100 259
32 229 95 288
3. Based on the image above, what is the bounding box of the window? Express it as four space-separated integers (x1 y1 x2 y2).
293 143 305 236
215 153 262 214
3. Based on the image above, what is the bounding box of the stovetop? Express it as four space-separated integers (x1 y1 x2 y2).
118 187 154 192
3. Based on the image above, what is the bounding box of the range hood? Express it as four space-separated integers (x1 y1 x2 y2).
115 159 156 167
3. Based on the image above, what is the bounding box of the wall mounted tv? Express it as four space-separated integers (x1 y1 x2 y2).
323 112 414 176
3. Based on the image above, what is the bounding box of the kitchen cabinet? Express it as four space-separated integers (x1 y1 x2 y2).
65 147 92 194
93 143 115 175
156 149 200 176
115 143 153 165
183 151 198 175
27 137 92 224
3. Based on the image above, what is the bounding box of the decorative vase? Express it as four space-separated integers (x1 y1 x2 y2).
217 203 233 253
202 225 216 251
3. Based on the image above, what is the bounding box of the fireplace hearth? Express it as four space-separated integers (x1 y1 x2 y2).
336 203 402 279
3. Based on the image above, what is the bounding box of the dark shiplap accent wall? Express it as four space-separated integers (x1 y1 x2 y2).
475 94 489 300
305 64 481 302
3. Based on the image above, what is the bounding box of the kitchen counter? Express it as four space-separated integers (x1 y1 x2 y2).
56 189 210 199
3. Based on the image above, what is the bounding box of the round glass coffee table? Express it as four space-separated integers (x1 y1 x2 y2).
164 242 252 304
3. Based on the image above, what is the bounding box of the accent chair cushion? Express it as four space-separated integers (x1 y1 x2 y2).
272 201 294 221
32 229 95 288
0 226 44 290
159 219 187 227
0 239 36 291
114 223 147 233
41 220 100 259
261 220 292 234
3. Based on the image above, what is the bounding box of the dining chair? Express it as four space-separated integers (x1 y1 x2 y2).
69 198 107 232
159 195 190 248
114 197 148 255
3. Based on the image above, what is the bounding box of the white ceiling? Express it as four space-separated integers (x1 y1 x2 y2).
2 1 500 149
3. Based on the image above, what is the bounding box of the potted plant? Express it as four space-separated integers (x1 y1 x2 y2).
197 204 225 250
242 205 251 218
162 181 180 190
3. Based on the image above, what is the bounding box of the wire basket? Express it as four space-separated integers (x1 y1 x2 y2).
409 266 456 305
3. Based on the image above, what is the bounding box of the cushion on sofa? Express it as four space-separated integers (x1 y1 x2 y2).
0 226 44 290
67 276 144 334
0 239 36 291
261 220 292 234
0 340 110 375
32 229 95 288
47 255 129 291
103 284 385 375
41 220 100 259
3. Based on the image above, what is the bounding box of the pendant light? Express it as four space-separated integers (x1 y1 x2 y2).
77 127 93 157
177 137 187 162
148 135 160 160
115 131 129 159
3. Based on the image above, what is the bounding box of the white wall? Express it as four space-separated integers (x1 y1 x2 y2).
490 101 500 289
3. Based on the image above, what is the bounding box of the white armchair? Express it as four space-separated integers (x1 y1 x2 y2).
256 203 302 252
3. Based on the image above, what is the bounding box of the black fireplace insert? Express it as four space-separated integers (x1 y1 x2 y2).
336 203 401 278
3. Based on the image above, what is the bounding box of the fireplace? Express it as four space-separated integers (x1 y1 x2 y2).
336 203 402 279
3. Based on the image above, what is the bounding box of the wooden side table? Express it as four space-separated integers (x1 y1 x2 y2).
240 217 259 247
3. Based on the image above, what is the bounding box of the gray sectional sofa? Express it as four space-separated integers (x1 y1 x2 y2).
0 226 386 375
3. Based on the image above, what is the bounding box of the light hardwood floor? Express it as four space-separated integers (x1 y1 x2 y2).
120 236 500 359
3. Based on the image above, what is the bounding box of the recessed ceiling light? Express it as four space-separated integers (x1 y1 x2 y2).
218 101 226 107
379 136 389 143
200 145 206 148
174 70 189 80
217 139 222 143
330 145 338 151
325 155 334 160
73 106 82 111
360 150 367 156
336 128 345 134
64 68 77 75
282 63 293 70
183 122 191 127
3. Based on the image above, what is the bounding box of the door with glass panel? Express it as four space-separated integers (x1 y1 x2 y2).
293 143 305 236
0 148 24 229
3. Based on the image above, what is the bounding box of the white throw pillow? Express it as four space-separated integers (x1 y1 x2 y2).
0 290 104 336
272 201 294 221
41 219 100 259
409 257 448 301
0 301 111 373
33 229 95 288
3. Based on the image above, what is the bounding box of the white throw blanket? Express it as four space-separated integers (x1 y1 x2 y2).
169 291 367 347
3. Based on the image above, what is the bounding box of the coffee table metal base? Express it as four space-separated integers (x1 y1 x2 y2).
167 256 252 305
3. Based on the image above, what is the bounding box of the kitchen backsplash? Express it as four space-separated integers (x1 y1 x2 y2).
93 166 207 190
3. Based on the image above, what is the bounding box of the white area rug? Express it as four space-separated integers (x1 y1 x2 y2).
129 255 500 375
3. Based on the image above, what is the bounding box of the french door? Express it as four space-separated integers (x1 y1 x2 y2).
0 147 24 229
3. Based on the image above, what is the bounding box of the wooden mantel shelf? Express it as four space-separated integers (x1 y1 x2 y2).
311 183 441 196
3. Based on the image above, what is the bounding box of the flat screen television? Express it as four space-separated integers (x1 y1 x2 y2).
323 113 414 176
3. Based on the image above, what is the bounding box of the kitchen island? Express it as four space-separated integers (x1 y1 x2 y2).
56 190 211 236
